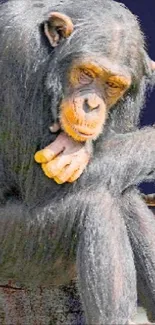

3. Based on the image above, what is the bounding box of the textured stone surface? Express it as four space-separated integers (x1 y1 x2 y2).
0 283 85 325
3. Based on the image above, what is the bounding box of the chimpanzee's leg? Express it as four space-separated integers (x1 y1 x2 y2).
0 199 86 325
77 189 137 325
122 189 155 322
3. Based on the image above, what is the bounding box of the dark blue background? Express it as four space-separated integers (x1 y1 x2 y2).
117 1 155 194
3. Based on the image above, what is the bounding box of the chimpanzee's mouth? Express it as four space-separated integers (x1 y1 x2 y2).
75 127 95 137
70 124 95 139
60 114 96 140
75 131 94 139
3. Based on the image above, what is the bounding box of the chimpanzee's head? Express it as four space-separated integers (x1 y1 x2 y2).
44 0 154 141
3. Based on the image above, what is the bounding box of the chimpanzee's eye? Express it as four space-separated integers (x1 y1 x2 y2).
79 69 94 85
106 81 120 88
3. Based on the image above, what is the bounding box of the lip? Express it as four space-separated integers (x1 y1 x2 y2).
74 130 94 139
71 124 95 139
62 115 96 139
74 125 95 136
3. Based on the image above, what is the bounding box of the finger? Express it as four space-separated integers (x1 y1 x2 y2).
53 163 79 184
34 139 66 163
41 155 71 178
34 148 55 164
54 153 89 184
49 122 60 133
68 153 89 182
68 167 85 183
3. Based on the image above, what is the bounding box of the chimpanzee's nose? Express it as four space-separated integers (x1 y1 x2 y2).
83 95 100 113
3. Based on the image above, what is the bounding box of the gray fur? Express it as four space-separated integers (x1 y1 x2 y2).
0 0 155 323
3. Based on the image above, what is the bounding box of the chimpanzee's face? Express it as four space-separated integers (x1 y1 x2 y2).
59 56 131 142
44 11 132 142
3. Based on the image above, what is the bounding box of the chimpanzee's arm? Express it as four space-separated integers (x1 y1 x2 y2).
87 126 155 192
35 126 155 188
76 187 137 325
121 188 155 322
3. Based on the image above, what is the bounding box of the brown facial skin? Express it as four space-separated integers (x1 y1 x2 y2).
60 60 131 142
35 59 131 184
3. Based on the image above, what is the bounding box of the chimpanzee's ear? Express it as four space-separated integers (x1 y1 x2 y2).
151 60 155 72
44 12 74 47
142 51 155 85
148 59 155 87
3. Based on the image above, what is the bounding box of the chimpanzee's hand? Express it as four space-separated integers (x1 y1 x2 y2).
34 132 91 184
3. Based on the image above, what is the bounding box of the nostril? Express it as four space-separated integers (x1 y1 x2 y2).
83 99 91 113
83 99 99 113
91 104 100 111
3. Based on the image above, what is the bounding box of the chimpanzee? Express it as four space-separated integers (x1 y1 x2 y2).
1 0 155 324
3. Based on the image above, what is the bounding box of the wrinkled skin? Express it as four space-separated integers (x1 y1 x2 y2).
35 132 91 184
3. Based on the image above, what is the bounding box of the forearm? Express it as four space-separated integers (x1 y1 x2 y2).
86 127 155 192
121 189 155 321
34 126 155 190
